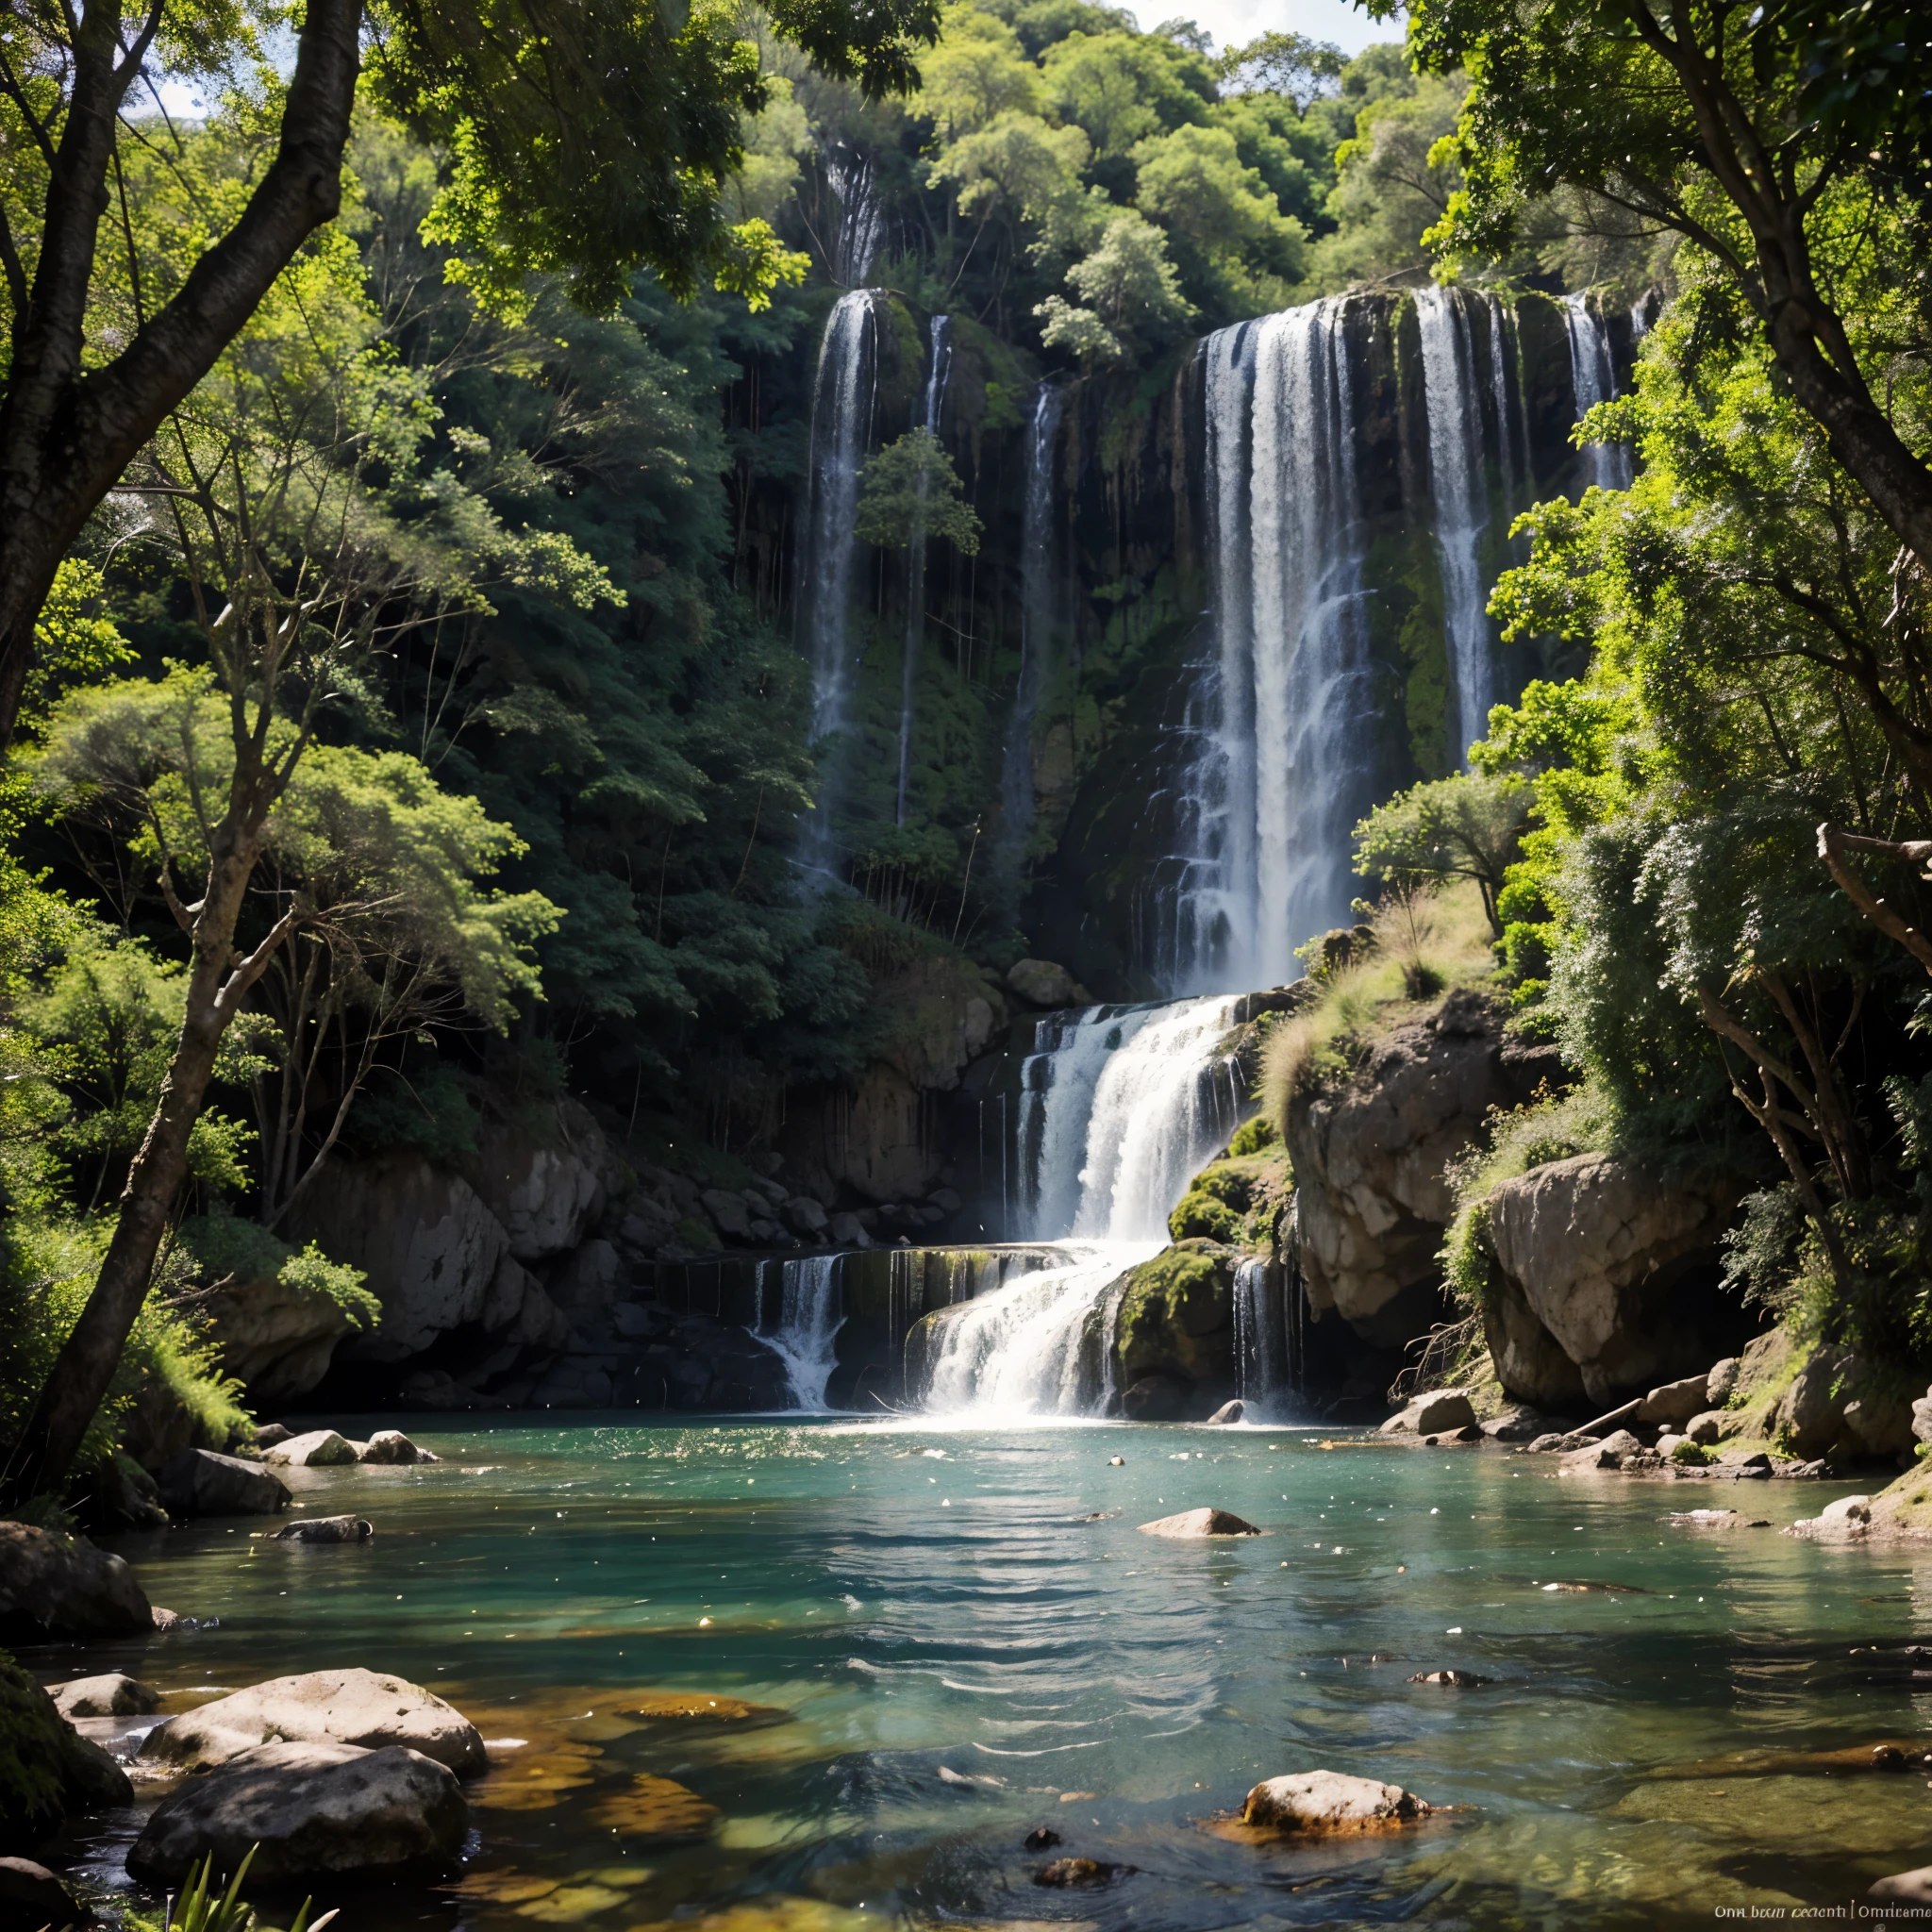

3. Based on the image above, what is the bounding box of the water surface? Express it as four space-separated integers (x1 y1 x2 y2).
42 1417 1932 1928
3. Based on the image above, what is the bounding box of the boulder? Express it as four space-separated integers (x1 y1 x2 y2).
1240 1770 1429 1833
0 1654 132 1853
0 1857 82 1930
141 1668 486 1777
261 1429 358 1468
1289 990 1531 1348
700 1189 753 1241
471 1098 609 1262
0 1524 150 1643
126 1740 466 1885
267 1515 373 1543
1560 1427 1645 1471
1482 1267 1590 1412
1482 1408 1557 1441
1205 1400 1246 1424
1410 1390 1476 1434
50 1674 159 1719
1685 1410 1729 1445
360 1429 438 1465
1873 1867 1932 1905
255 1424 292 1448
1484 1154 1743 1403
157 1449 291 1518
1707 1357 1742 1407
1137 1508 1261 1539
286 1153 561 1361
1912 1386 1932 1447
1035 1857 1121 1887
784 1196 829 1237
1005 958 1087 1008
1769 1346 1914 1462
1634 1374 1710 1426
201 1269 357 1407
827 1211 872 1249
1111 1244 1233 1409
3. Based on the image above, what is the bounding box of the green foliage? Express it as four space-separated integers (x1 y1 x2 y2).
1165 1148 1290 1245
148 1844 337 1932
1227 1113 1277 1156
855 429 985 554
1037 209 1192 366
1354 770 1531 939
1112 1240 1231 1388
176 1212 380 1331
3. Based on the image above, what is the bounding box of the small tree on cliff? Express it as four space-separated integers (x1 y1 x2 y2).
1354 770 1531 940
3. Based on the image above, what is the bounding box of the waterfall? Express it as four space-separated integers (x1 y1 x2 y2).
759 1255 844 1409
995 381 1065 884
896 315 953 825
825 151 884 286
919 1241 1160 1419
796 290 877 874
1415 286 1496 764
1232 1257 1291 1418
1159 299 1374 991
1562 292 1632 491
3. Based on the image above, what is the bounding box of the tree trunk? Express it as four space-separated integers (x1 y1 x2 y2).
0 0 363 746
0 784 285 1504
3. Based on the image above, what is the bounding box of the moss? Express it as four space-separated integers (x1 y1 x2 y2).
1112 1241 1234 1391
0 1646 130 1852
1672 1439 1717 1466
1228 1115 1277 1156
675 1215 723 1253
1168 1191 1239 1242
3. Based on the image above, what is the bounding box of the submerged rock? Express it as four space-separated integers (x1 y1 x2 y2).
49 1673 159 1719
584 1774 721 1840
1035 1857 1122 1887
1558 1428 1645 1471
1240 1770 1430 1832
267 1515 373 1543
1659 1509 1770 1530
141 1667 486 1776
261 1429 358 1468
1023 1826 1062 1850
361 1429 438 1465
127 1740 466 1883
1137 1508 1261 1539
0 1524 151 1643
1407 1670 1490 1688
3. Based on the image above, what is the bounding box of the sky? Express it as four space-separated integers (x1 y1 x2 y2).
1175 0 1395 57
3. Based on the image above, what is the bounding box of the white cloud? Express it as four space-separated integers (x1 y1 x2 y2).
1162 0 1397 57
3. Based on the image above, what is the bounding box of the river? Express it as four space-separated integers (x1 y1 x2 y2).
36 1413 1932 1927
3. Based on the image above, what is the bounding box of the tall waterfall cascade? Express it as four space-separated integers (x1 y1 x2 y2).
995 381 1065 886
1563 292 1633 491
896 315 953 825
796 290 878 875
1415 287 1500 763
1158 300 1375 992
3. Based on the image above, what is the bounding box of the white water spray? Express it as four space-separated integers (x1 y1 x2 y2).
797 291 877 874
760 1255 844 1410
1159 298 1374 991
1415 286 1495 764
1562 292 1632 491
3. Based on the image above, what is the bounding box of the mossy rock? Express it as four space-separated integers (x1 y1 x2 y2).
1166 1150 1291 1242
1169 1191 1240 1241
0 1646 132 1852
1113 1241 1235 1395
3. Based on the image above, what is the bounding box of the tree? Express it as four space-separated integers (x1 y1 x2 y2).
1035 208 1192 366
1391 0 1932 574
0 217 582 1505
855 429 984 554
0 0 943 751
1133 122 1307 317
914 2 1039 137
1214 30 1346 112
1353 770 1530 937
